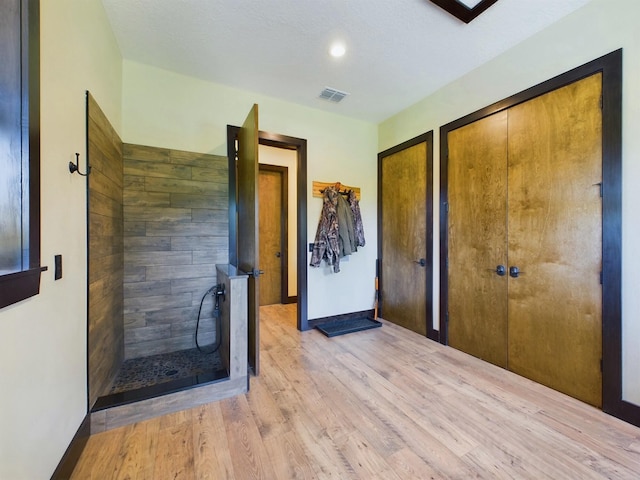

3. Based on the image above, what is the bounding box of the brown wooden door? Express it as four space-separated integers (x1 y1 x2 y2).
507 73 603 407
237 104 260 374
259 166 283 306
446 73 603 407
447 111 509 368
380 139 429 336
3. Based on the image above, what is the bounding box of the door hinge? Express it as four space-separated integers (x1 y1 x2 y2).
600 271 603 285
446 311 449 324
443 202 449 213
600 358 603 373
599 94 603 110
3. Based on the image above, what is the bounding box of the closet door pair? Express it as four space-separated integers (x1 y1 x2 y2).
447 73 603 407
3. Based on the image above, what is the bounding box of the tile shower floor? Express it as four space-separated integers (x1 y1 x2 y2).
109 347 224 394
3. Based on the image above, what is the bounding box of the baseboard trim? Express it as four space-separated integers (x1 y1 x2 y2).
308 309 376 328
284 295 297 305
606 399 640 429
50 413 91 480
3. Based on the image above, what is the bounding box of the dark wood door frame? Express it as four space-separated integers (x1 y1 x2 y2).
259 164 291 305
439 49 637 426
228 126 309 331
378 131 436 341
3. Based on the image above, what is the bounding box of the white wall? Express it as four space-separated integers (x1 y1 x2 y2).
259 145 298 298
0 1 122 479
122 61 379 320
379 0 640 405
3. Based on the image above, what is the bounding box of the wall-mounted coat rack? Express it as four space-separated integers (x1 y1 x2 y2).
312 181 361 200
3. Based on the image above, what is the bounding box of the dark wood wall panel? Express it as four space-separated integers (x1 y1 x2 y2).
87 93 124 408
122 144 229 359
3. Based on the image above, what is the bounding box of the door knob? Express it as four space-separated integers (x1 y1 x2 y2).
414 258 427 267
509 266 523 278
275 252 281 258
495 265 506 276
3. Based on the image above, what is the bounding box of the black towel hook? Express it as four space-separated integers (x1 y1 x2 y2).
69 152 90 176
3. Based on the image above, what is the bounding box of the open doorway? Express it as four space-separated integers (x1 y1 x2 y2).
259 145 298 305
227 126 308 331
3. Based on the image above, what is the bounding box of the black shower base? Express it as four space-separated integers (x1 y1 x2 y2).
110 347 224 394
92 347 228 412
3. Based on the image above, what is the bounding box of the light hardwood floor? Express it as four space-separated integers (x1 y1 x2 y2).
70 304 640 479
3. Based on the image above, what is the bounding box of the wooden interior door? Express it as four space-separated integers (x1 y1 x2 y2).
237 104 260 374
380 140 429 336
258 166 283 306
507 73 603 407
447 111 509 368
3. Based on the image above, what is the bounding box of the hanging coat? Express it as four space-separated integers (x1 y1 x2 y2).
348 190 366 247
336 192 357 256
310 186 341 272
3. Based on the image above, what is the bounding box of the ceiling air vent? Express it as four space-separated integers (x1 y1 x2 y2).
319 87 349 103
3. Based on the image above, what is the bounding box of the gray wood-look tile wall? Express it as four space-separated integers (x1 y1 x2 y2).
122 144 229 359
87 93 124 407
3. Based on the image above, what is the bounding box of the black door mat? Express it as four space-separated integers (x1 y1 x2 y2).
315 317 382 337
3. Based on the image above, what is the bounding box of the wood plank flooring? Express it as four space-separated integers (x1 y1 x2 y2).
70 304 640 479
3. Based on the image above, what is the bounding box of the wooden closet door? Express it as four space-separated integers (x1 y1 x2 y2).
447 112 509 368
507 73 603 407
380 141 428 335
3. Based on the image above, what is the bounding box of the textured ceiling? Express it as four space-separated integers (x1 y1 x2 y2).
101 0 592 123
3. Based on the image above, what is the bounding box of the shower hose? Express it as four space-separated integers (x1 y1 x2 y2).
195 284 224 354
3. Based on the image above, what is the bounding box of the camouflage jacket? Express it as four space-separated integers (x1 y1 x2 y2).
310 186 341 272
348 190 365 248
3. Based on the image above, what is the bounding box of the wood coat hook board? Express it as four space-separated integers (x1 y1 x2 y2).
312 181 361 200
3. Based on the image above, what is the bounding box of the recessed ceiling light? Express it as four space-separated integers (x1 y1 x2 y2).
330 43 346 58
